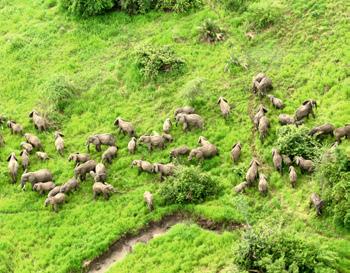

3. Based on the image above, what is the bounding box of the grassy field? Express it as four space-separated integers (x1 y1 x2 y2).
0 0 349 272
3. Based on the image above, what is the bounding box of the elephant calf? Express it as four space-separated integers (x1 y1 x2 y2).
74 160 97 181
295 99 317 121
175 113 204 131
20 150 30 171
48 186 62 197
289 166 297 188
86 134 116 152
21 169 53 189
21 142 33 153
45 193 66 212
267 95 284 109
272 149 282 173
128 137 137 154
7 120 23 135
144 191 154 211
60 178 79 194
131 160 154 174
234 181 248 193
295 156 314 173
170 146 191 160
54 131 65 156
217 97 230 118
246 158 260 185
29 110 49 131
174 106 195 117
334 124 350 143
138 135 166 151
93 182 115 200
163 118 172 134
68 153 90 166
24 133 43 150
258 174 268 195
153 163 176 181
33 182 56 194
102 146 118 164
36 152 49 161
114 117 136 137
231 142 242 164
282 154 292 166
162 133 173 143
7 152 19 183
309 193 324 216
90 163 107 183
252 73 272 96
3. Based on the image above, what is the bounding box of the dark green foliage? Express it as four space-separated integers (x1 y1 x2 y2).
156 0 202 13
135 45 185 79
215 0 250 12
276 126 321 159
317 148 350 229
198 19 225 43
59 0 116 16
119 0 154 14
159 166 220 204
234 225 337 273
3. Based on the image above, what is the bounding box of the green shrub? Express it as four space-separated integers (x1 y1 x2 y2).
119 0 154 14
180 78 205 106
216 0 250 12
198 19 225 43
159 166 219 204
234 225 338 273
224 52 248 73
316 148 350 229
245 0 283 30
276 126 321 160
135 45 185 79
156 0 202 13
59 0 116 16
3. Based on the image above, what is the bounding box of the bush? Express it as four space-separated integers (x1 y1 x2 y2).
180 78 205 106
59 0 116 16
276 126 321 160
119 0 154 14
234 225 338 273
245 0 283 30
198 19 225 43
316 148 350 229
216 0 250 12
135 45 185 79
156 0 202 13
159 166 220 204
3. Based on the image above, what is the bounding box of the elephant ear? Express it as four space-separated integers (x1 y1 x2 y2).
29 111 34 118
302 100 310 105
262 107 268 113
6 154 13 161
223 98 228 103
217 98 222 104
20 150 24 156
113 118 119 126
58 132 64 137
232 143 238 149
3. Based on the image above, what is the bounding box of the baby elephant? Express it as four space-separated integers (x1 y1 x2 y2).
114 117 136 137
7 120 23 135
93 182 115 200
74 160 97 181
20 142 33 153
188 138 218 162
309 124 334 138
90 163 107 183
246 158 260 185
54 131 65 156
295 156 314 173
20 149 29 171
144 191 154 211
170 146 191 160
289 166 297 188
272 149 282 173
33 182 56 194
253 105 268 129
163 118 172 134
309 193 324 216
24 133 43 150
174 106 195 117
60 178 79 194
86 134 116 152
267 95 284 109
217 97 230 118
36 152 49 161
258 174 268 195
175 113 204 131
138 135 166 151
234 181 248 193
29 110 49 131
252 73 272 96
128 137 137 154
48 186 62 198
231 142 242 164
102 146 118 164
45 193 66 212
68 153 90 166
282 154 292 166
131 160 154 174
295 99 317 121
7 152 19 183
21 169 53 189
334 124 350 143
153 163 176 181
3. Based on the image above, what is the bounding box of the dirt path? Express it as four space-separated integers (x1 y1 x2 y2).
84 213 245 273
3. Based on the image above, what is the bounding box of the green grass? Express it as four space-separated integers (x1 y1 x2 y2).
0 0 349 272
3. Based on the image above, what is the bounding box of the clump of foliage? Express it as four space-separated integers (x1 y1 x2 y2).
276 126 320 159
156 0 202 13
159 166 220 204
245 0 283 30
234 225 338 273
59 0 116 16
135 45 185 79
224 52 248 73
316 148 350 229
119 0 153 14
215 0 250 12
180 78 205 106
198 19 225 43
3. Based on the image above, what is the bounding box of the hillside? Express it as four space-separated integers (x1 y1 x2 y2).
0 0 349 272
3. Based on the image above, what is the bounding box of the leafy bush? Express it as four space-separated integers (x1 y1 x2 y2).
224 52 248 73
198 19 225 43
156 0 202 13
234 225 338 273
316 148 350 229
215 0 250 12
59 0 116 16
119 0 154 14
245 0 283 30
135 45 185 79
159 166 219 204
276 126 321 159
180 78 205 106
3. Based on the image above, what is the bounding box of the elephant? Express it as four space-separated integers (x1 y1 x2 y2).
144 191 154 211
7 120 23 135
114 117 136 137
54 131 65 156
24 133 43 150
188 138 218 161
234 181 248 193
153 163 175 181
138 135 166 151
162 133 173 143
278 114 295 126
90 163 107 183
60 178 79 194
289 166 297 188
68 153 90 166
334 124 350 143
74 160 97 181
175 113 204 131
163 118 172 134
170 146 191 160
295 156 314 173
93 182 116 200
272 148 282 173
309 123 335 138
102 146 118 164
131 160 154 174
86 134 116 152
128 137 137 154
7 152 19 183
252 73 272 96
294 100 317 121
258 174 268 195
45 193 66 212
267 95 284 109
231 142 242 164
282 154 292 166
33 182 56 194
253 105 268 129
21 169 53 189
48 186 62 197
258 116 270 141
217 96 230 118
246 158 260 185
36 152 49 161
174 106 195 117
29 110 49 131
20 142 33 153
309 193 324 216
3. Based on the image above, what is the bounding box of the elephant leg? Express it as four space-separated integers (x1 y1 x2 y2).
54 204 58 212
96 145 101 152
93 192 97 200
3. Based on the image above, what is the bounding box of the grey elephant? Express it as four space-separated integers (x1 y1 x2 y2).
93 182 116 200
294 100 317 121
234 181 248 193
170 146 191 160
295 156 314 173
33 182 56 194
272 148 282 173
138 135 166 151
309 193 324 216
246 158 260 185
24 133 43 150
114 117 136 137
131 160 154 174
68 152 90 166
29 110 49 131
217 97 230 118
175 113 204 131
309 123 334 138
153 163 175 181
45 193 66 212
74 160 97 181
334 124 350 143
60 178 79 194
144 191 154 211
163 118 172 134
7 152 19 183
7 120 23 135
86 134 116 152
21 169 53 189
90 163 107 183
54 131 65 156
20 142 33 153
231 142 242 164
253 105 268 129
258 174 268 195
258 116 270 141
128 137 137 154
267 94 284 109
252 73 272 96
289 166 297 188
36 152 49 161
102 146 118 164
174 106 195 117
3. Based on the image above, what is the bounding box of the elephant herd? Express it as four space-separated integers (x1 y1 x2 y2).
1 73 350 214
